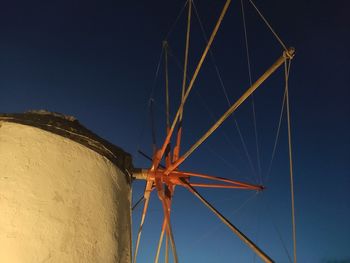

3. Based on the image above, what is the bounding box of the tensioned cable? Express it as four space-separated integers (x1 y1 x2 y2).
150 98 157 155
180 0 191 121
147 0 188 106
138 0 187 157
188 191 259 249
264 55 292 184
252 200 262 263
196 88 257 183
132 48 165 263
285 58 297 263
163 0 189 41
264 199 293 263
134 47 165 163
240 0 253 87
166 44 256 183
238 12 296 261
265 82 287 183
192 1 259 184
172 0 192 164
247 0 288 51
133 0 188 168
203 144 241 176
195 88 258 181
200 94 262 183
164 42 170 129
149 0 233 173
148 47 165 101
240 0 262 185
251 59 294 262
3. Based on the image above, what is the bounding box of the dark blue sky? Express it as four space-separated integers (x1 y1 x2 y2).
0 0 349 262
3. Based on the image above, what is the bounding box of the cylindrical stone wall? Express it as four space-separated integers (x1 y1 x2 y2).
0 120 131 263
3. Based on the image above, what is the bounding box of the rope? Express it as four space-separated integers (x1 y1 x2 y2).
188 191 259 249
196 89 258 183
148 47 164 101
247 0 288 51
149 98 157 155
166 44 256 183
197 89 258 183
163 0 188 41
240 0 262 184
173 0 192 162
240 0 253 87
265 88 286 183
252 200 262 263
141 0 188 146
234 119 259 184
203 144 242 177
265 202 293 263
192 1 259 184
180 0 192 121
132 45 166 263
163 41 170 129
133 47 164 163
285 59 297 263
153 0 232 173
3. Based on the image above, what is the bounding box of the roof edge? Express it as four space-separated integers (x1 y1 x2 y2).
0 111 133 183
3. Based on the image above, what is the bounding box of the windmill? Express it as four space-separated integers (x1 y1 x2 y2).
0 0 297 262
131 0 296 262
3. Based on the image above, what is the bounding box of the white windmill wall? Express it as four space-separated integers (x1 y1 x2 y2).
0 121 131 263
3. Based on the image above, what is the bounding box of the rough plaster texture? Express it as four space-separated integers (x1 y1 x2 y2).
0 121 131 263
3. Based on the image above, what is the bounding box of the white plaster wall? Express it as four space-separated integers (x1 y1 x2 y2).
0 121 131 263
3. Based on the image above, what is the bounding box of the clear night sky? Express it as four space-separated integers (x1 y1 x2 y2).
0 0 349 262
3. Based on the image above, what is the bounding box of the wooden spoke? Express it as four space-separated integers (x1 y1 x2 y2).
155 184 178 263
155 187 173 263
188 183 258 189
164 48 295 175
163 41 173 168
165 232 169 263
162 203 178 263
171 170 263 189
133 180 153 263
182 178 274 263
152 0 232 171
154 219 167 263
173 0 192 162
132 169 264 191
180 0 192 121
